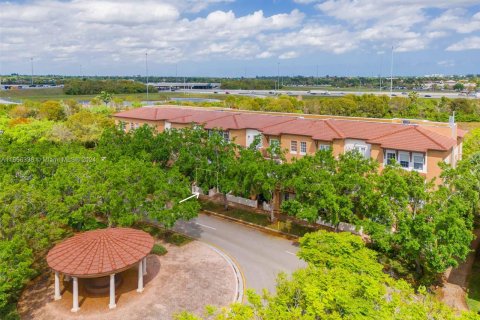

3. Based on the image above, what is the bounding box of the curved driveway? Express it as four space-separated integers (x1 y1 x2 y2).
174 213 306 294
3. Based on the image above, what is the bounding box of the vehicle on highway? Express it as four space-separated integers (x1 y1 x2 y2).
225 91 230 94
425 95 432 97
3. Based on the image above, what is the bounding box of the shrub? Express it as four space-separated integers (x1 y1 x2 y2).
151 244 167 256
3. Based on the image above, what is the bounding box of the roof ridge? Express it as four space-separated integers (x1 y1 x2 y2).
259 118 297 130
415 126 449 149
232 114 240 129
369 125 413 141
324 119 345 138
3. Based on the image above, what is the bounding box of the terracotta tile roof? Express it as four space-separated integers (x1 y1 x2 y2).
261 117 343 141
47 228 154 278
457 128 468 138
114 107 461 152
368 126 457 152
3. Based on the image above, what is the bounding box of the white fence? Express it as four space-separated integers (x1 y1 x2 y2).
262 202 272 212
226 194 258 208
316 218 363 235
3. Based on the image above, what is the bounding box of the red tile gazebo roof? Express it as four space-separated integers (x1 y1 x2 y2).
47 228 154 278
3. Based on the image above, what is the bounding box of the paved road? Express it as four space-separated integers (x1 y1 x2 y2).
177 88 478 99
173 213 306 294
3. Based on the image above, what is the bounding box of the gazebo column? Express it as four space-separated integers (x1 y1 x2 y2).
109 274 116 309
54 271 62 300
71 277 80 312
143 257 147 275
137 261 144 293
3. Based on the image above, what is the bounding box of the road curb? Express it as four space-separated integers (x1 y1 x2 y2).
168 227 246 303
205 243 245 304
201 209 299 241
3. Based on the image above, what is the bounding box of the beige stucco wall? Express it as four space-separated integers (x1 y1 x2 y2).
370 144 384 168
331 139 345 158
278 134 316 162
230 129 247 146
426 149 451 182
171 122 191 130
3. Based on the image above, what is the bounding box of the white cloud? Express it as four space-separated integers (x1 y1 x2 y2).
279 51 299 59
0 1 304 67
428 9 480 34
0 0 479 74
446 36 480 51
438 60 455 67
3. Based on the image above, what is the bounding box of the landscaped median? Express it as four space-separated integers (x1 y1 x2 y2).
200 200 323 238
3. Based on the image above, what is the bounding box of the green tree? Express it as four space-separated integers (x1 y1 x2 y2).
453 83 465 91
97 91 113 107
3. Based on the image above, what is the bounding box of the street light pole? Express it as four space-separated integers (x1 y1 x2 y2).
277 62 280 91
30 58 34 86
390 46 394 98
145 52 149 101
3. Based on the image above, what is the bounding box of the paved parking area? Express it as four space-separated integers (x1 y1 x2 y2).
18 241 237 320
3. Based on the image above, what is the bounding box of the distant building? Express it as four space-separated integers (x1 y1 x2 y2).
149 82 221 91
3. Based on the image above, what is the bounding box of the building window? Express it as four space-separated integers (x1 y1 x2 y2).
413 153 425 171
300 141 307 155
269 138 279 148
385 150 396 165
222 131 230 142
319 144 330 151
208 129 230 142
290 141 298 154
398 152 410 168
354 144 367 157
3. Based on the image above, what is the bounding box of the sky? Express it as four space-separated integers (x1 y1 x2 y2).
0 0 480 77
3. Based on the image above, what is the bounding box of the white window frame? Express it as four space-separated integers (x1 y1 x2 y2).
269 138 279 148
319 144 331 151
300 141 307 155
290 140 298 154
412 153 426 172
398 151 410 169
385 149 396 165
354 144 367 157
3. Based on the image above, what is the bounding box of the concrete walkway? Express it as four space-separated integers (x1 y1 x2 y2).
18 241 237 320
440 229 480 311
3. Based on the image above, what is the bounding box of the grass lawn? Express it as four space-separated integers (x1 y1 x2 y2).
467 249 480 312
201 200 317 237
136 222 192 246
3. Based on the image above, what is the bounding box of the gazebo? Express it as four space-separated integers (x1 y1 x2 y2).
46 227 154 312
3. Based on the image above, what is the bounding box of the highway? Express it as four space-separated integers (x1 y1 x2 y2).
173 213 307 294
176 88 478 99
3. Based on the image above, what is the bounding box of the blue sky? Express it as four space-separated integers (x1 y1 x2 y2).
0 0 479 77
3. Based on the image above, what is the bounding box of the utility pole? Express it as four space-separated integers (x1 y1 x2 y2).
390 46 394 98
316 64 319 87
277 62 280 91
145 52 149 101
30 57 34 86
